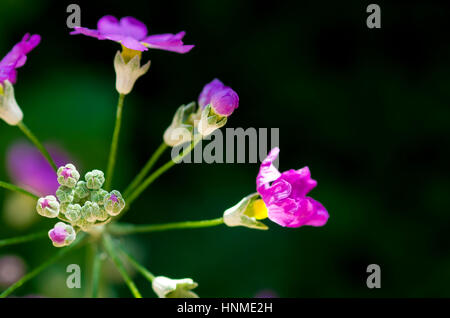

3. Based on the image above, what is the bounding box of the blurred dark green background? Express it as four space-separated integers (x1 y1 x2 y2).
1 0 450 297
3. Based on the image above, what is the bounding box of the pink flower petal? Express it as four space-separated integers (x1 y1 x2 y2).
0 33 40 84
256 147 329 228
143 31 194 53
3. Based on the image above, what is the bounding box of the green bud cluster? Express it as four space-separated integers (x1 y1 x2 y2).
37 163 126 233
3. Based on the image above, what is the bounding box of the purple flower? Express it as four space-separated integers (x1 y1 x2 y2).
0 34 41 85
198 79 239 116
70 15 194 53
7 141 72 197
256 147 329 228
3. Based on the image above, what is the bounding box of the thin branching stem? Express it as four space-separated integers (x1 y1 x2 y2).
0 231 47 248
117 244 155 282
124 136 202 207
105 93 126 191
17 121 57 172
91 244 103 298
109 217 224 236
102 234 142 298
0 181 39 200
123 142 168 198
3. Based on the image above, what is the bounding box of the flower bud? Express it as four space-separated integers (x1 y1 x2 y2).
36 195 60 218
198 79 239 116
48 222 76 247
64 203 82 223
81 201 100 223
57 164 80 188
198 78 225 109
75 216 92 232
0 81 23 126
223 193 269 230
74 181 90 199
152 276 199 298
94 206 109 222
114 50 150 95
60 202 70 214
91 189 108 206
85 170 105 190
163 102 197 147
210 87 239 117
103 190 125 216
197 104 227 137
56 185 74 203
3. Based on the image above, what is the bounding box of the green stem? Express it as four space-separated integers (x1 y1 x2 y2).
17 121 57 172
109 217 224 236
0 231 47 248
102 234 142 298
91 244 103 298
0 233 85 298
105 93 126 191
125 136 202 207
117 243 155 283
123 142 168 198
0 181 38 199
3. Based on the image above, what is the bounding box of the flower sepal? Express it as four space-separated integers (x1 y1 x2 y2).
163 102 197 147
197 104 227 137
0 80 23 126
114 50 150 95
223 193 269 230
152 276 199 298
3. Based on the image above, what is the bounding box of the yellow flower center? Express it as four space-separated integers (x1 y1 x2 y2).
0 83 4 96
245 199 268 220
120 45 142 63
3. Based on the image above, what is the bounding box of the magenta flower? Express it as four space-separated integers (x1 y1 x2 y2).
198 79 239 116
256 147 329 228
0 33 41 85
7 142 72 196
70 15 194 53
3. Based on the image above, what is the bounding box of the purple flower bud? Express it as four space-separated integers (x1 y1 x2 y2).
198 79 239 117
49 226 67 244
103 190 125 216
210 87 239 117
198 79 225 109
48 222 76 247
